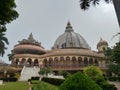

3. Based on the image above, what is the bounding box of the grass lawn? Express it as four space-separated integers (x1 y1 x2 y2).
32 81 59 90
0 81 30 90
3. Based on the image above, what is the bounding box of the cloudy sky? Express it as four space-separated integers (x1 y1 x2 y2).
2 0 120 63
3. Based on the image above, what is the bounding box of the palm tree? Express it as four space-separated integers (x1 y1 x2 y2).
110 32 120 42
7 52 14 61
0 33 9 56
79 0 120 27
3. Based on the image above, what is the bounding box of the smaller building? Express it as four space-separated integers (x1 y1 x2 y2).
12 33 46 67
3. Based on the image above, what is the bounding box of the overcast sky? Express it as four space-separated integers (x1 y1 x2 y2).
2 0 119 63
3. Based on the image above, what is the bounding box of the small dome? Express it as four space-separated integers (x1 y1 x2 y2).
13 33 46 55
53 22 90 49
97 38 108 48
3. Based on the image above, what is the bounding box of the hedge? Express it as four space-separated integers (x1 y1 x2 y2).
0 77 17 82
41 77 65 86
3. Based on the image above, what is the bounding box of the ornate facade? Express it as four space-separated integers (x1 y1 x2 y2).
12 22 108 73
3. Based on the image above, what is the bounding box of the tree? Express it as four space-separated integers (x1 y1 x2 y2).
38 67 52 76
59 72 102 90
7 52 14 61
79 0 120 27
105 42 120 76
0 33 9 56
83 66 104 82
0 0 19 33
58 70 71 78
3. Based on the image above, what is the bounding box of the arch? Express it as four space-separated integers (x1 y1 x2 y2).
89 58 93 65
84 57 88 66
27 58 32 66
21 58 26 65
49 58 53 66
44 59 47 67
66 56 70 66
34 59 38 66
72 57 76 66
95 59 99 66
60 57 64 66
54 57 58 67
15 58 19 65
78 57 82 66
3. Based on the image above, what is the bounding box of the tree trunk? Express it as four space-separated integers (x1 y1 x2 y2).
113 0 120 27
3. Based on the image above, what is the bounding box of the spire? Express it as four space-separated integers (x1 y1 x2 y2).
28 33 34 40
66 21 72 29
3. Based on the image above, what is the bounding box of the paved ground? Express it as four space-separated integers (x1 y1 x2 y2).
109 81 120 90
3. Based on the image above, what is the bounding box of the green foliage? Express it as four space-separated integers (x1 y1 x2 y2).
58 70 71 78
108 63 120 76
105 42 120 76
32 81 58 90
0 0 19 32
99 81 117 90
7 52 14 61
31 77 40 80
79 0 111 10
38 67 52 76
83 66 104 82
0 33 9 56
59 72 102 90
41 77 64 86
111 42 120 64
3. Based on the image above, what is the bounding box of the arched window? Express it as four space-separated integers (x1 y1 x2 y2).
95 59 99 66
54 57 58 67
34 59 38 66
84 57 88 66
66 56 70 66
72 57 76 66
78 57 82 66
16 58 19 65
27 58 32 66
60 57 64 66
49 58 53 66
44 59 47 67
21 58 26 65
89 58 93 65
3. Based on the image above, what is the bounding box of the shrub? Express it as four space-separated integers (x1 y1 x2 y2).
41 77 64 86
31 77 39 80
0 77 17 82
59 72 102 90
108 77 120 81
83 66 104 82
99 81 117 90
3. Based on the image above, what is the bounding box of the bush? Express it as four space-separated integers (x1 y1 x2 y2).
108 77 120 81
41 77 64 86
99 81 117 90
0 77 17 82
59 72 102 90
31 77 39 80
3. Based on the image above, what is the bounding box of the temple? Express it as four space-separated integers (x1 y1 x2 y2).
11 22 108 80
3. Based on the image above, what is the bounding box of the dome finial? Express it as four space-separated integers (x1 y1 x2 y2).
28 33 34 40
66 21 72 29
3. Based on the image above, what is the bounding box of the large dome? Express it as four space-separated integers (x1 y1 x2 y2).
53 22 90 49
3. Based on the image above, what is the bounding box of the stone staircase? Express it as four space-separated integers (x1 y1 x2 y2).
19 66 40 81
